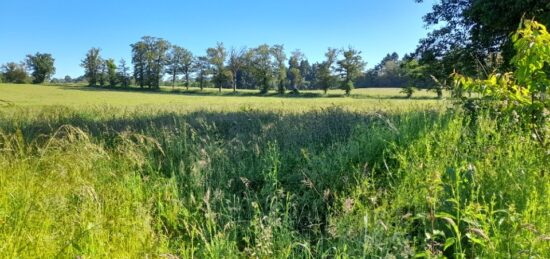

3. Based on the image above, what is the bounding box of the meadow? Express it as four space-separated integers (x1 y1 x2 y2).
0 83 548 258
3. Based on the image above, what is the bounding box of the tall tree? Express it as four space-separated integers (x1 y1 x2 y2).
106 58 117 87
207 42 227 92
288 50 304 92
318 48 339 94
248 44 274 94
1 62 28 84
98 59 107 86
228 47 246 92
271 44 287 94
415 0 550 78
180 48 194 90
25 53 55 84
337 47 365 95
194 56 210 91
131 36 170 89
117 59 130 88
131 40 147 88
167 45 186 88
80 48 102 86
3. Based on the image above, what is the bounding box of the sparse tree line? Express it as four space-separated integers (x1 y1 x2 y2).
1 39 436 97
0 53 55 84
79 37 370 95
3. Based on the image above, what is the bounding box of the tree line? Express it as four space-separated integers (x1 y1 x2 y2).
0 53 55 84
5 0 543 98
79 38 369 95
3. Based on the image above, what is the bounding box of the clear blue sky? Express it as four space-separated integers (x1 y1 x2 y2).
0 0 435 78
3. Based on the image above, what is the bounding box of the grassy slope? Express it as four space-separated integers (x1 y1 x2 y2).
0 83 547 258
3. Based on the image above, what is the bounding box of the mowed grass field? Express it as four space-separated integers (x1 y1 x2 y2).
0 83 547 258
0 83 445 112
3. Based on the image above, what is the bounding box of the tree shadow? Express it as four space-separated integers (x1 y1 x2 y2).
56 85 444 100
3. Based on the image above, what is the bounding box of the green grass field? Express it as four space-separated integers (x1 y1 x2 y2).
0 83 547 258
0 83 445 111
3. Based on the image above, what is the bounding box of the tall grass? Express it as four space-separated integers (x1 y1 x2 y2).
0 106 547 257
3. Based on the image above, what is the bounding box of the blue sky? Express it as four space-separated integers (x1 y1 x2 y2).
0 0 435 78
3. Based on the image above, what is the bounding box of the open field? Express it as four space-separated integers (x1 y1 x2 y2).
0 83 548 258
0 84 446 112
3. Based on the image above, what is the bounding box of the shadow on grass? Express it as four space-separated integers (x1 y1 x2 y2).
56 85 444 100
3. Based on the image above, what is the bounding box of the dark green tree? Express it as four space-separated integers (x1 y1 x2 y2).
117 59 131 88
228 47 246 92
80 48 102 86
167 45 186 88
25 53 55 84
106 58 117 87
318 48 339 94
288 50 304 92
131 36 170 89
207 42 228 92
194 56 210 91
1 62 28 84
248 44 274 94
416 0 550 78
180 48 194 90
337 47 365 95
271 44 287 94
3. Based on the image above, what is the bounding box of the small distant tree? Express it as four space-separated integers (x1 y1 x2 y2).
337 47 365 95
318 48 339 94
117 59 131 88
25 53 55 84
180 48 194 90
105 58 117 87
64 75 72 83
167 45 186 88
271 44 287 94
207 42 228 92
98 59 107 86
1 62 28 84
81 48 102 86
248 44 274 94
228 47 246 92
194 56 210 91
288 50 304 92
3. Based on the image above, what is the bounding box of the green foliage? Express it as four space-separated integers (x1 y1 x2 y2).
271 44 287 94
318 48 338 94
105 58 117 87
25 52 55 84
337 47 365 95
1 62 28 84
416 0 550 75
80 48 102 87
207 42 228 92
453 20 550 144
131 36 171 89
247 44 274 94
0 105 546 257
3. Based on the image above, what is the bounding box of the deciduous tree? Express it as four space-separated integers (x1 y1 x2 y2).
337 47 365 95
228 47 246 92
1 62 28 84
271 44 287 94
248 44 274 94
80 48 102 86
25 52 55 84
207 42 227 92
106 58 117 87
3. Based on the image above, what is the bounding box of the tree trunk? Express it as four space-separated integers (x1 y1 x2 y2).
172 71 176 89
185 73 189 90
233 73 237 93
